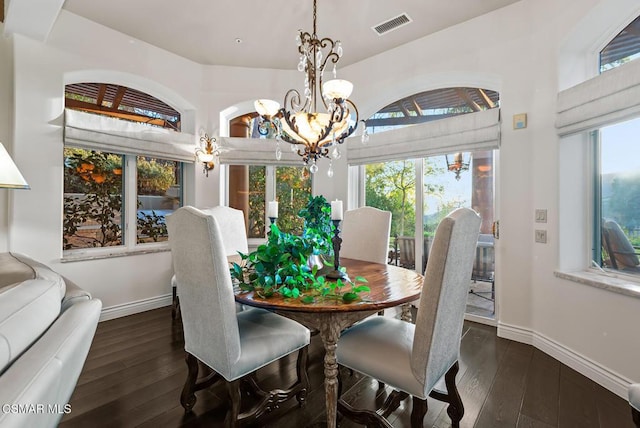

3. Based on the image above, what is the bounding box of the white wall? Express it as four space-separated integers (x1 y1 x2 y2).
337 0 640 396
3 0 639 398
8 11 207 313
0 22 15 253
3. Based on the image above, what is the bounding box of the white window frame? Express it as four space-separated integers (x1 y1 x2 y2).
62 108 193 261
62 150 185 260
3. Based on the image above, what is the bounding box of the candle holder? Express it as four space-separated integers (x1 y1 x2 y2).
268 217 277 226
326 219 347 279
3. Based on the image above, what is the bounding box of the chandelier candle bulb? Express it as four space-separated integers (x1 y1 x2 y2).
267 200 279 219
331 200 343 221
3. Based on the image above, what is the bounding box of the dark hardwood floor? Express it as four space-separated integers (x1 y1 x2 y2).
59 307 634 427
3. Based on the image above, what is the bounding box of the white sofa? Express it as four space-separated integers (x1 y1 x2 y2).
0 252 101 428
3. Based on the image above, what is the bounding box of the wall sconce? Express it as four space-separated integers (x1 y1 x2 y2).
445 152 471 180
195 133 220 177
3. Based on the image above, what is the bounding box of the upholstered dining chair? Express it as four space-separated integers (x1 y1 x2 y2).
341 206 393 318
630 383 640 427
340 206 392 264
167 206 310 425
336 208 481 428
171 205 248 319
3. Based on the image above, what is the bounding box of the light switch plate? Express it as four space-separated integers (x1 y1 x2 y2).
535 229 547 243
535 209 547 223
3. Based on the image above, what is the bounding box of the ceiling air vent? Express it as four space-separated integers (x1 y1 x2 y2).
372 13 412 36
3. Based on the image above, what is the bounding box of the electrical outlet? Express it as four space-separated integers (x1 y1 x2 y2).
535 209 547 223
535 229 547 243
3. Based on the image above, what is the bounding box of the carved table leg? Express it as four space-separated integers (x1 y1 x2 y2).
401 303 412 322
319 314 343 428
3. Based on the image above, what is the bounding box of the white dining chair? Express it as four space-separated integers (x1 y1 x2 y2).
630 383 640 427
171 205 248 319
340 206 392 264
167 206 310 425
336 208 481 428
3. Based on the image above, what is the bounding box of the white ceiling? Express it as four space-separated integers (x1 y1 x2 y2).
61 0 521 69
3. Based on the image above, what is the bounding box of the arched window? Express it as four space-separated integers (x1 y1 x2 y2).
364 87 499 134
63 83 189 255
355 87 499 312
558 14 640 279
600 15 640 72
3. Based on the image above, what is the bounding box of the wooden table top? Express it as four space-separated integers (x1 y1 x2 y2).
235 258 423 313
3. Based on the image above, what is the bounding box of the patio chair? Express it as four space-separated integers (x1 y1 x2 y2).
336 208 481 427
602 219 640 272
171 205 248 319
341 206 392 264
470 234 495 302
167 206 310 425
396 236 416 269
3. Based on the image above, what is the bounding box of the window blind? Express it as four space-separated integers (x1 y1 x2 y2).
64 109 196 162
218 137 306 166
557 59 640 136
346 108 500 165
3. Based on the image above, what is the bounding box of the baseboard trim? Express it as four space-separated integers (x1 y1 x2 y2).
465 313 497 327
100 294 172 322
498 322 632 399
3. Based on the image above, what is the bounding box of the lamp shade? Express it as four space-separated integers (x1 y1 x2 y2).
0 143 29 189
254 99 281 117
322 79 353 101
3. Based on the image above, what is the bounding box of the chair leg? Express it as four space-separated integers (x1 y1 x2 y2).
444 362 464 427
180 352 222 413
172 286 180 320
180 352 199 412
411 396 428 428
225 380 241 428
296 346 310 406
428 362 464 427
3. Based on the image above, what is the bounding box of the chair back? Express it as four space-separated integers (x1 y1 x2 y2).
602 219 639 269
167 206 241 377
201 206 249 256
411 208 481 393
341 206 392 264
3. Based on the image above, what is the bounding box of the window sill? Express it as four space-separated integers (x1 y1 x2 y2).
61 245 170 263
554 269 640 299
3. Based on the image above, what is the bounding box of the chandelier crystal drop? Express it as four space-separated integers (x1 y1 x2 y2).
254 0 359 174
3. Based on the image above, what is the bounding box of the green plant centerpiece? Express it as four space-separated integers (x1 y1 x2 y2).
230 196 369 304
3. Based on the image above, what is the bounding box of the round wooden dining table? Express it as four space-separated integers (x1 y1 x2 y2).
234 257 423 428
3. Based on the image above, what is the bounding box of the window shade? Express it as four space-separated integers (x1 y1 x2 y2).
218 137 305 166
64 109 196 162
557 59 640 136
347 108 500 165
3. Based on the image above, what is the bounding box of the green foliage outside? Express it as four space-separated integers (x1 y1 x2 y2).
275 167 312 235
366 161 416 237
63 149 124 249
247 166 266 238
606 172 640 246
246 166 311 238
63 148 176 249
137 157 175 195
365 159 446 238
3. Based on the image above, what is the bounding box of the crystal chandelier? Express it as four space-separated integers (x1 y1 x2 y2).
254 0 359 175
